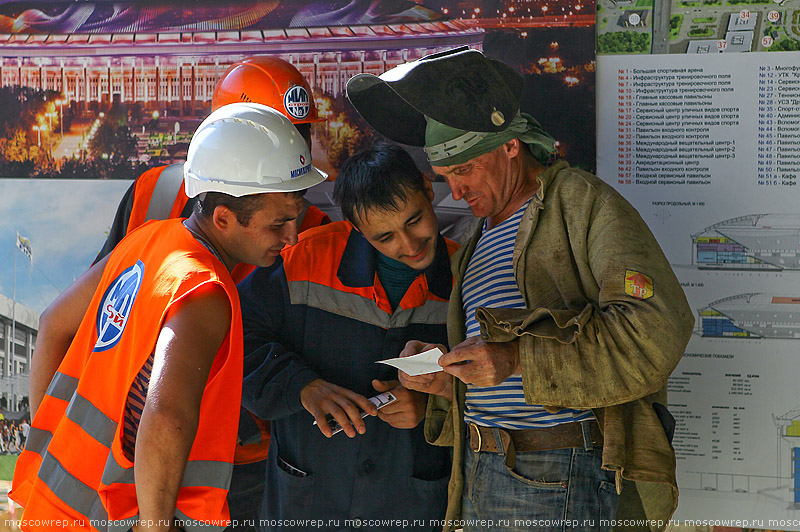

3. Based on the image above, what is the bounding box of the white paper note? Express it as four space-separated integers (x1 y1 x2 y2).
377 347 444 376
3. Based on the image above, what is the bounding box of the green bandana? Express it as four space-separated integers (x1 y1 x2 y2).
424 112 556 167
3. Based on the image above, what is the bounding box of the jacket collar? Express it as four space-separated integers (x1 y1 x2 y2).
534 160 569 203
456 161 570 282
337 227 452 300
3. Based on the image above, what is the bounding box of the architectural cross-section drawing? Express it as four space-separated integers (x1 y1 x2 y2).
693 214 800 271
699 293 800 339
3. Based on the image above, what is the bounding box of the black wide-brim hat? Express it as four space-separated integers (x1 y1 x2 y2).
346 47 524 147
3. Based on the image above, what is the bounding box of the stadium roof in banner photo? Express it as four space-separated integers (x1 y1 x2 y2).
0 1 443 34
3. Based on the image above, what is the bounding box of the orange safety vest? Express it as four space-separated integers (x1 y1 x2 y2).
128 164 189 232
122 166 331 466
11 219 243 532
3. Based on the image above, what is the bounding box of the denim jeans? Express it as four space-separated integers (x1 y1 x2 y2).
461 443 618 532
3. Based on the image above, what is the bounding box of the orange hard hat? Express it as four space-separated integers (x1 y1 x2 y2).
212 56 324 124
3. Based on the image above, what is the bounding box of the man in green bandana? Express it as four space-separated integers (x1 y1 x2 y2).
347 48 694 532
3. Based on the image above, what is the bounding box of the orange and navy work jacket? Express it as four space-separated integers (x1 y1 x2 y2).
12 219 243 532
237 222 459 523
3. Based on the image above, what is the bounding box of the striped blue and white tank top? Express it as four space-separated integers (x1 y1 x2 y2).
462 199 594 429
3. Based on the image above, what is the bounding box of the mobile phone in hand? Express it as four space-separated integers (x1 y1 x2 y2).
313 391 397 435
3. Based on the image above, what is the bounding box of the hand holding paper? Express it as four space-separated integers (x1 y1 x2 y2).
377 347 445 376
386 341 454 401
440 336 520 387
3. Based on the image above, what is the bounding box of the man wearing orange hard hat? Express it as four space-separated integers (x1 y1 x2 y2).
96 56 330 269
89 56 329 532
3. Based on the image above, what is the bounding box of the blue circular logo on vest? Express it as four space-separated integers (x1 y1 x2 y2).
283 85 311 120
94 260 144 352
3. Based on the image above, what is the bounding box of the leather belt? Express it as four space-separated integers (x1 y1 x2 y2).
468 420 603 454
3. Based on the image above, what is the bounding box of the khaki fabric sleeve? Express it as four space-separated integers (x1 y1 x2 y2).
476 184 694 409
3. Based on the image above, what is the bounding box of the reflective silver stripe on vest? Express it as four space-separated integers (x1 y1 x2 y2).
65 393 118 448
38 451 232 532
100 450 134 485
182 460 233 489
102 450 233 490
289 280 449 329
23 427 53 456
38 452 110 525
145 163 185 222
45 371 79 401
36 456 134 532
101 454 231 532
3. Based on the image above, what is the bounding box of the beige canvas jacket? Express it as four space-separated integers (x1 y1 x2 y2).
425 161 694 532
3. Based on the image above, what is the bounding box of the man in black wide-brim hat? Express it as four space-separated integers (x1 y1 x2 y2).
347 47 694 532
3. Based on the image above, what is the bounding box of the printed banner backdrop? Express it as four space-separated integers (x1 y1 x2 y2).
0 0 595 181
0 0 595 411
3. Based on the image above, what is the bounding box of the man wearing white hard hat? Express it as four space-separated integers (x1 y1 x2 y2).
12 103 325 532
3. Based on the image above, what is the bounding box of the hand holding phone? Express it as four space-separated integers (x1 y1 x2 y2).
313 391 397 436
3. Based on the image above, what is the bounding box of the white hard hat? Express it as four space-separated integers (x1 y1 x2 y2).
184 102 326 197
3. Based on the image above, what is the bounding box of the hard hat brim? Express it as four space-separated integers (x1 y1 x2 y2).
185 165 328 197
260 165 328 193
